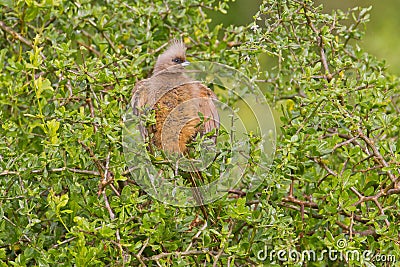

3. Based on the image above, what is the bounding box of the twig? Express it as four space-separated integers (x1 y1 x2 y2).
52 237 77 248
350 187 363 199
3 216 16 227
333 135 360 151
0 20 46 59
350 186 391 228
358 129 397 183
213 221 234 267
101 152 125 264
281 202 378 237
121 166 140 176
228 189 246 197
102 191 115 220
295 99 324 135
103 152 111 186
149 249 211 261
79 49 99 134
273 93 306 101
135 238 149 266
78 140 105 177
282 196 318 209
0 20 32 47
0 167 100 177
324 129 368 155
308 156 338 177
340 157 349 176
102 32 117 53
185 221 208 252
349 211 354 240
335 221 377 237
302 6 332 81
77 40 101 57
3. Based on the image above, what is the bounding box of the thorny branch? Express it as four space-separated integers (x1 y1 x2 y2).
213 220 234 267
77 143 126 264
357 129 397 183
284 123 399 237
132 220 256 266
0 167 99 177
280 201 378 237
302 4 332 82
0 20 46 59
78 140 105 178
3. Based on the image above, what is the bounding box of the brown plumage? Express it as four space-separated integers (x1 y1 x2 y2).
132 40 219 154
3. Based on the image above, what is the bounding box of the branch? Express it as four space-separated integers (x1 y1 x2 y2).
302 5 332 82
148 249 212 261
100 152 126 263
0 20 33 47
52 237 77 248
78 140 104 174
358 129 397 183
281 202 378 237
333 134 360 151
308 156 338 177
350 186 391 228
213 221 234 267
282 196 318 209
0 167 100 177
135 238 149 266
77 40 101 57
185 221 208 252
0 20 46 59
335 221 378 238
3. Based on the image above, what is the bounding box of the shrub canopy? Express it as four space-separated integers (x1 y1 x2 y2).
0 0 399 266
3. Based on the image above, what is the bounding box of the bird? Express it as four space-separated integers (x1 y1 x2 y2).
131 39 219 155
131 39 220 220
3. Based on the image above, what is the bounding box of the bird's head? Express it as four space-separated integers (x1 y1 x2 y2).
153 39 190 74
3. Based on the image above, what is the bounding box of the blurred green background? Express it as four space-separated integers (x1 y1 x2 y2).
209 0 400 75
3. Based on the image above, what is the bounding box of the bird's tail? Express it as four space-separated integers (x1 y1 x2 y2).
184 161 209 221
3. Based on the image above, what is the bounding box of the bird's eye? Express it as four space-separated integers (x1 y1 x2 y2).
172 58 183 63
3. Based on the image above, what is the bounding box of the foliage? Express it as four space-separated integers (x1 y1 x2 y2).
0 0 399 266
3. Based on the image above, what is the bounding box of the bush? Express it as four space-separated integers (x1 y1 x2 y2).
0 0 399 266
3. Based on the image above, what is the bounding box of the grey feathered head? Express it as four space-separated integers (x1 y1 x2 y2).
153 39 189 74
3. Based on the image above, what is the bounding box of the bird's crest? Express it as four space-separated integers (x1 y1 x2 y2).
166 39 186 54
153 39 187 74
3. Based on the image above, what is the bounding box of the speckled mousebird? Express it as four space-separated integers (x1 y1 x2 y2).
131 40 219 220
131 39 219 154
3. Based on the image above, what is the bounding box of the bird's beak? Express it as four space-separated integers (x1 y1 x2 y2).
181 61 190 67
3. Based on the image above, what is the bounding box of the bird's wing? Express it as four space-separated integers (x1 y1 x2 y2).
131 79 150 140
197 83 220 135
131 79 148 114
